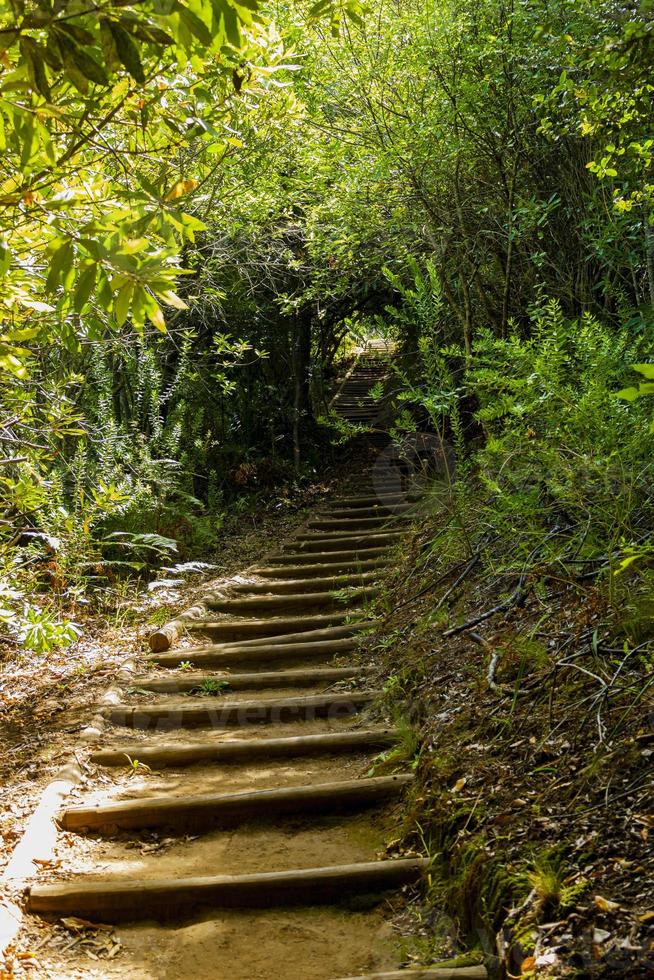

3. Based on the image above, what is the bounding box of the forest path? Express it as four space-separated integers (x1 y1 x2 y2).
23 343 486 980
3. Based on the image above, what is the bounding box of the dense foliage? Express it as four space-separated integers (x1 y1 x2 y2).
1 0 653 649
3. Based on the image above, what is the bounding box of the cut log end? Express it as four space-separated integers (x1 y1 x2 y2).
147 621 181 653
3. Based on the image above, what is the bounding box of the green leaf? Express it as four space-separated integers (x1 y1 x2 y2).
632 363 654 379
0 350 28 377
175 3 213 46
99 19 121 72
53 28 108 87
124 21 175 46
309 0 333 16
108 21 145 83
43 32 63 71
114 281 134 325
158 289 188 309
144 292 167 331
20 37 51 100
221 2 241 46
617 380 654 400
45 241 74 295
73 264 97 312
0 239 12 277
56 23 95 46
0 30 19 53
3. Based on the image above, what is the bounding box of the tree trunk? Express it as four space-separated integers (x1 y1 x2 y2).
646 222 654 307
500 158 517 337
292 310 312 475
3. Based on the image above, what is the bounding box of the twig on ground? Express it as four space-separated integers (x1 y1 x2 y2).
433 553 481 612
443 525 571 637
469 631 502 691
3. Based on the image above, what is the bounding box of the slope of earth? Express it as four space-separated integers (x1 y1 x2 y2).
363 489 654 979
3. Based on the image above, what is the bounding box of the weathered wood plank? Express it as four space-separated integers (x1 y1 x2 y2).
59 774 413 832
91 728 398 768
28 858 429 921
331 968 487 980
103 690 377 729
134 665 372 694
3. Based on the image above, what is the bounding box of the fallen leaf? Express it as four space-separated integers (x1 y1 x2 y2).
594 895 620 913
60 917 112 933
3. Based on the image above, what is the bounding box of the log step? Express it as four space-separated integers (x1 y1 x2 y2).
294 530 402 543
148 636 360 670
338 408 378 414
214 623 368 647
231 572 379 594
132 665 372 693
307 518 404 532
332 968 488 980
250 561 388 579
203 587 378 614
291 533 402 553
186 611 361 641
320 507 410 519
91 728 398 768
333 494 408 507
261 551 390 568
59 774 413 833
27 858 428 921
102 690 377 729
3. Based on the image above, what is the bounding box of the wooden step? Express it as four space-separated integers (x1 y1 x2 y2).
203 587 378 614
187 611 360 641
103 690 377 729
319 507 410 519
339 392 382 398
28 858 428 921
214 623 368 647
149 636 360 670
132 665 372 694
251 561 388 578
291 533 402 553
333 968 488 980
231 572 380 594
334 492 406 510
261 552 390 569
334 403 378 409
294 530 402 543
59 774 413 833
91 728 398 768
307 518 403 532
333 494 408 507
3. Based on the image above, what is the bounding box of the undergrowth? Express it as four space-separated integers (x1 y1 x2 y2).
371 299 654 977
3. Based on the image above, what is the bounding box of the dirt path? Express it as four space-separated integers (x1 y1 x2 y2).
3 345 487 980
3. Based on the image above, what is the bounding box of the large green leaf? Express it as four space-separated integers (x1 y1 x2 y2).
175 3 213 47
108 21 146 83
